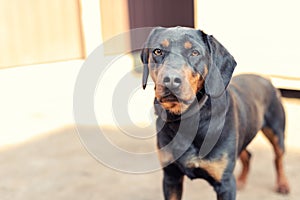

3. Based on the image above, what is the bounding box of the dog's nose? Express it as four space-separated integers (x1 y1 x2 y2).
163 74 182 89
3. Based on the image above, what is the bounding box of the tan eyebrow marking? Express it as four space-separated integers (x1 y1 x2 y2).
161 39 170 47
184 41 192 49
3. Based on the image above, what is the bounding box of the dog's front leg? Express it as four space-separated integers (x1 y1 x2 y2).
163 164 184 200
214 175 236 200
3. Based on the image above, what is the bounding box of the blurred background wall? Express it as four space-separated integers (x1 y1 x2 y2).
1 0 300 86
0 0 85 67
1 0 300 146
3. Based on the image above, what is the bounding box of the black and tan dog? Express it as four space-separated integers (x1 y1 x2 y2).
141 26 290 200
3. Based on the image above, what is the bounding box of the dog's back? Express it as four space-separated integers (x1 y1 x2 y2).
228 74 285 153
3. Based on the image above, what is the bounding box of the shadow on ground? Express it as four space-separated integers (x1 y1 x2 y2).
0 125 299 200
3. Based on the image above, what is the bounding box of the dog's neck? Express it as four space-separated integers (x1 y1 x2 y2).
154 88 208 122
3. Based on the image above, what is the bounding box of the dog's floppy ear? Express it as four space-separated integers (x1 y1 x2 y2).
202 33 237 98
140 27 166 89
141 47 149 89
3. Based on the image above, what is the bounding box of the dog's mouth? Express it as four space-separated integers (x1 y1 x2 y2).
159 92 194 105
160 94 179 103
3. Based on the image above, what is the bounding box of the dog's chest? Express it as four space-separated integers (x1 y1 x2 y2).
158 148 228 182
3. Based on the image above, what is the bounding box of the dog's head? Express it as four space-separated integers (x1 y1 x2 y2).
141 27 236 115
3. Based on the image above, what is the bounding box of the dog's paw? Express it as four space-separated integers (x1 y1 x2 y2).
236 178 247 190
276 179 290 194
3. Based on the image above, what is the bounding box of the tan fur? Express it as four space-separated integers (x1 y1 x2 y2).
262 127 290 193
184 41 192 49
203 64 208 78
170 193 178 200
237 150 251 190
161 39 170 47
160 101 189 115
181 65 204 101
158 149 174 166
186 154 228 182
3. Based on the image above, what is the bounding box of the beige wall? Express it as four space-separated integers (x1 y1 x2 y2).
196 0 300 78
0 0 84 68
99 0 129 41
99 0 130 54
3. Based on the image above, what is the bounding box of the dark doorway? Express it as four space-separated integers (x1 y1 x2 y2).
127 0 194 28
127 0 195 73
280 89 300 99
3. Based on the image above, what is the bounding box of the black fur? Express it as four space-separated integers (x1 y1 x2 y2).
141 26 288 200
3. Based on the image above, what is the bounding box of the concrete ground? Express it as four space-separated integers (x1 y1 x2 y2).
0 60 300 199
0 99 299 200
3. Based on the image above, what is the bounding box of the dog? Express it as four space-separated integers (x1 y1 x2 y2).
141 26 290 200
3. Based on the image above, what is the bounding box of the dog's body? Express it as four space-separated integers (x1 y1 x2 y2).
141 27 289 200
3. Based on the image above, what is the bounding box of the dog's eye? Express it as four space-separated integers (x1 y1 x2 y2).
191 50 200 56
153 48 163 56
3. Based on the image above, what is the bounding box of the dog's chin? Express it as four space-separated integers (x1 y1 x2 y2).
159 94 179 103
158 94 193 115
